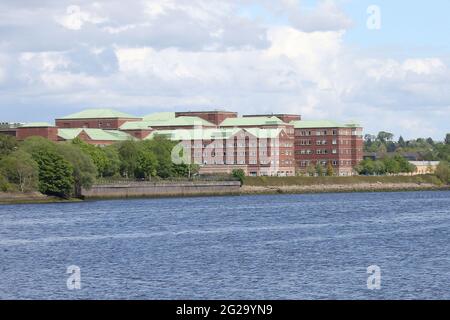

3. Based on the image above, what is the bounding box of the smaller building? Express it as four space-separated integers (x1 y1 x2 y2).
55 109 142 129
409 161 440 175
16 122 58 141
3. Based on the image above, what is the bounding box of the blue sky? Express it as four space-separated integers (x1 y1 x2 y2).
0 0 449 139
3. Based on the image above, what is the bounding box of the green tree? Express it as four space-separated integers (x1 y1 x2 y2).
135 149 158 180
306 163 316 177
73 138 109 177
398 136 406 148
382 157 400 174
0 150 39 192
232 169 246 185
57 143 97 196
0 134 18 159
326 161 334 176
435 161 450 184
117 140 140 178
143 137 176 178
315 163 324 176
32 150 74 198
377 131 394 144
445 134 450 145
103 146 121 177
0 172 11 192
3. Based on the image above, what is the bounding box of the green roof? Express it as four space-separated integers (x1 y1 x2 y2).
58 128 134 141
291 120 361 129
22 122 55 128
244 128 284 139
220 116 286 127
142 112 176 121
145 128 242 141
121 116 215 130
59 109 140 120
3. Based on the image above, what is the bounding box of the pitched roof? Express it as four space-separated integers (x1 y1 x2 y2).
121 116 215 130
21 122 55 128
58 108 140 120
145 128 243 141
142 112 176 121
220 116 286 127
291 120 361 129
58 128 134 141
244 128 284 139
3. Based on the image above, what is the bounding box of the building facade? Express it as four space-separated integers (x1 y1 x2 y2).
9 108 364 176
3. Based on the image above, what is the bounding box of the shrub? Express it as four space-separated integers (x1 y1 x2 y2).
232 169 246 185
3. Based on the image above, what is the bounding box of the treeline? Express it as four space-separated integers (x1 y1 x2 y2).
354 155 416 175
365 131 450 162
0 134 198 198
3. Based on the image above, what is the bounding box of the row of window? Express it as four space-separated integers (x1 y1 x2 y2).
298 160 354 167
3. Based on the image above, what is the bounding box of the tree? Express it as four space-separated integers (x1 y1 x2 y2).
398 136 406 148
117 141 139 178
326 161 334 176
57 143 97 196
135 149 158 180
0 173 11 192
382 157 400 174
32 150 74 198
315 163 324 176
306 163 316 177
73 138 109 177
232 169 245 185
0 134 18 159
103 146 121 177
445 134 450 145
0 150 39 192
377 131 394 144
142 137 176 178
435 161 450 184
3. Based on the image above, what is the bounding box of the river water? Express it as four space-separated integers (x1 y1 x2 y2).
0 191 449 299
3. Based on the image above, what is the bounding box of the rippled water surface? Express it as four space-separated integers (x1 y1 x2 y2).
1 191 449 299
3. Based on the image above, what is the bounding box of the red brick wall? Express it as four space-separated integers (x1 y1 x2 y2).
16 127 58 141
175 111 237 125
294 127 363 175
55 118 141 130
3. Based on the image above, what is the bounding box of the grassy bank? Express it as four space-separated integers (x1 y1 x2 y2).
244 174 442 186
0 192 82 205
241 174 449 195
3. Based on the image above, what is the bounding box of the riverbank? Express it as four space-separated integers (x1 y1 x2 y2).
241 175 449 195
0 192 81 204
1 175 448 204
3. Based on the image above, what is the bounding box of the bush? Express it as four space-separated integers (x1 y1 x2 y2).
435 161 450 184
0 173 11 192
232 169 246 185
0 150 39 192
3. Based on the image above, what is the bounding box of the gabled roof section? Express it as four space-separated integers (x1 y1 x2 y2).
145 128 243 141
291 120 348 129
244 128 284 139
58 108 139 120
58 128 134 141
220 116 286 127
121 116 215 130
21 122 55 128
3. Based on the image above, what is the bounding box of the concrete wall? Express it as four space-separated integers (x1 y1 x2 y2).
81 180 241 199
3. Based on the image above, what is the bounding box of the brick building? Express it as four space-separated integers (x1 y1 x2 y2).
55 109 141 129
7 108 363 176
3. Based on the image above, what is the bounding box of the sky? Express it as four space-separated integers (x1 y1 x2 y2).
0 0 449 140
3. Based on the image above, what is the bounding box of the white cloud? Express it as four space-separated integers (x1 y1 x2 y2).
56 5 107 30
0 0 449 139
